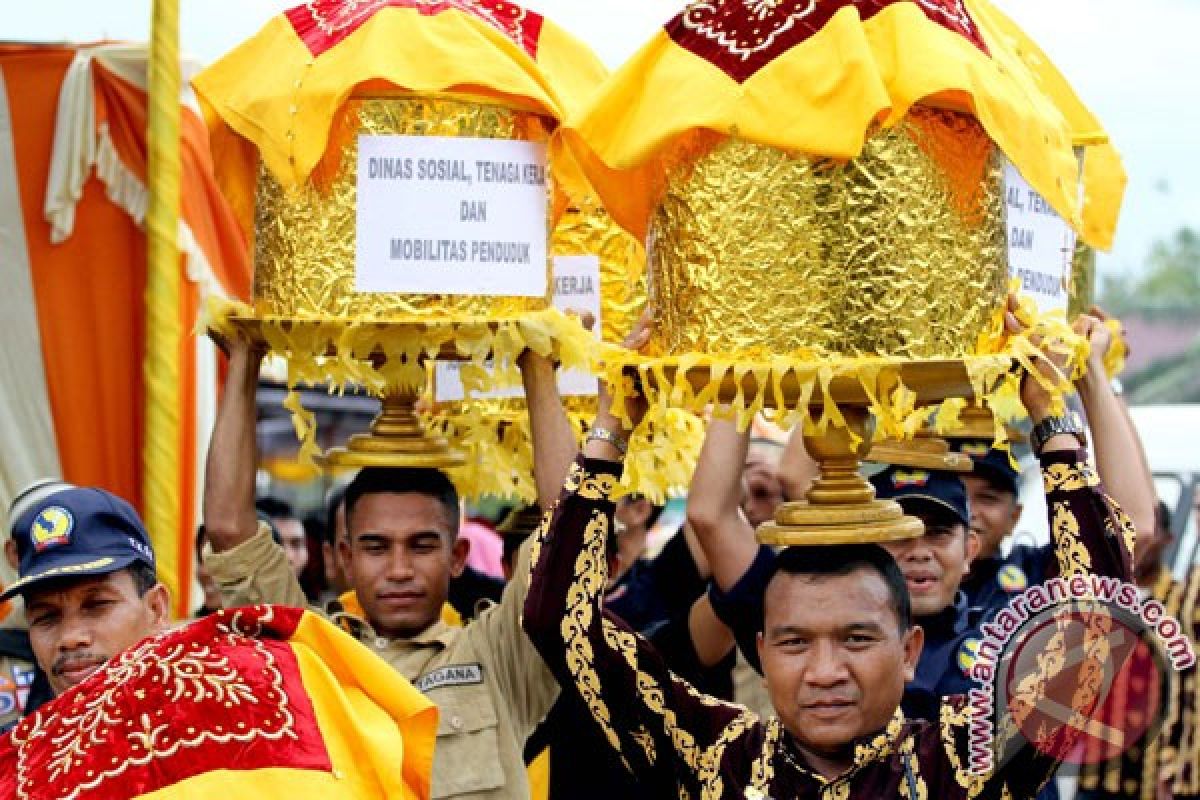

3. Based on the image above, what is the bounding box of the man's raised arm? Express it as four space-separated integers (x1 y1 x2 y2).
523 380 752 795
202 337 306 608
944 312 1135 800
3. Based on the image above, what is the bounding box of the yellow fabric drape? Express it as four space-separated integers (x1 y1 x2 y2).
144 0 185 614
558 2 1096 244
965 0 1126 250
193 7 607 233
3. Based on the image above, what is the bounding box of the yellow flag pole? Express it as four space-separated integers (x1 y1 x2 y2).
145 0 186 616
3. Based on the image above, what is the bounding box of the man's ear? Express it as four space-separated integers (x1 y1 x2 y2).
449 535 470 579
4 540 17 572
902 624 925 683
964 529 982 567
338 536 354 583
145 583 172 627
1009 502 1024 531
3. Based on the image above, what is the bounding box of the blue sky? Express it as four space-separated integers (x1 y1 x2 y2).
7 0 1198 280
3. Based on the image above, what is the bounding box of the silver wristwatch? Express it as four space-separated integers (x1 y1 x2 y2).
1030 411 1086 455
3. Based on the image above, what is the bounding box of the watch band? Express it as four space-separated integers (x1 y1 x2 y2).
586 427 629 456
1030 412 1086 454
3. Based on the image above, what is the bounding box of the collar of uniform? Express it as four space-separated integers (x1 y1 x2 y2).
776 708 908 782
327 605 456 650
851 708 908 768
916 591 970 640
409 619 457 647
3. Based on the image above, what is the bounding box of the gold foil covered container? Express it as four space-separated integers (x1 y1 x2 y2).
1069 240 1097 320
551 198 647 344
428 201 703 503
253 93 556 321
648 107 1008 361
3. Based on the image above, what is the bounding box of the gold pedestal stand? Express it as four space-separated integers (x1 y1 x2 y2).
226 316 469 470
637 360 983 546
324 386 465 469
758 408 924 546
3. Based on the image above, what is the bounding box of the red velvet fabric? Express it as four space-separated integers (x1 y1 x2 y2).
665 0 988 83
0 606 330 800
284 0 545 58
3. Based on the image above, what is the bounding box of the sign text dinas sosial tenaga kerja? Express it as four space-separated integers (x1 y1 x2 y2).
355 135 549 297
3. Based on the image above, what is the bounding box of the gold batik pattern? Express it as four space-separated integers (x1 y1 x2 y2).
562 510 627 764
524 503 553 595
940 702 988 796
632 725 658 764
750 718 782 793
1042 462 1100 493
1050 501 1093 575
565 460 619 501
852 710 906 765
1103 494 1138 562
898 737 929 800
698 711 758 800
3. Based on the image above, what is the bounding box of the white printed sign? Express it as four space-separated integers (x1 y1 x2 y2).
436 254 602 402
355 135 548 296
1004 161 1076 314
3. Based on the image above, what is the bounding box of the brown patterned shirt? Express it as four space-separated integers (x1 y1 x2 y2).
524 449 1134 800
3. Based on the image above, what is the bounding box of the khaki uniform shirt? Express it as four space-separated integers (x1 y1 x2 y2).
205 527 558 800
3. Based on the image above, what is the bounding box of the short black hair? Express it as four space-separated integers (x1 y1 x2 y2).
768 544 911 631
256 496 297 521
343 468 459 537
128 562 159 596
324 484 348 546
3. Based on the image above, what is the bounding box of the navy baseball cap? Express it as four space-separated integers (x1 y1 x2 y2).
870 466 970 528
953 439 1020 496
3 485 156 601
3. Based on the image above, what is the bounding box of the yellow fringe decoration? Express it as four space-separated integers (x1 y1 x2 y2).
204 297 596 467
604 286 1088 455
1103 318 1128 380
427 400 703 504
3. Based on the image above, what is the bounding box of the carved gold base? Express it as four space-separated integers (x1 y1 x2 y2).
756 408 924 546
866 432 973 473
322 388 465 469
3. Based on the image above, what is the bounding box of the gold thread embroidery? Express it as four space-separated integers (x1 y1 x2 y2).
897 735 929 800
941 701 988 795
12 607 294 800
1051 500 1093 575
751 718 781 791
700 711 756 800
1042 462 1100 493
562 511 627 763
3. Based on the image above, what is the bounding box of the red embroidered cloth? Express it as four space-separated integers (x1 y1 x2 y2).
0 606 331 800
285 0 545 58
666 0 988 83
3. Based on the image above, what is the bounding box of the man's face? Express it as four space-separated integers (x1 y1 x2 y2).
340 492 467 638
881 506 979 618
962 475 1021 561
25 570 169 695
742 453 784 529
757 569 922 758
274 517 309 577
